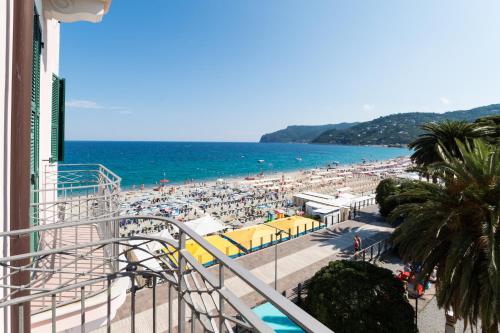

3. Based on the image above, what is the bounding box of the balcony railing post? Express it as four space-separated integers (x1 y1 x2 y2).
191 312 197 333
178 231 186 333
152 276 157 333
18 304 24 333
168 283 173 333
107 277 111 333
219 263 225 333
113 217 119 272
52 294 56 333
81 286 86 333
131 276 136 333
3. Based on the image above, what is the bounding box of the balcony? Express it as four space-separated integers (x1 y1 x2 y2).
0 164 331 332
35 163 121 225
27 164 121 314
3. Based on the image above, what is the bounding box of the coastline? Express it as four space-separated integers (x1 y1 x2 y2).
259 141 408 148
120 155 412 233
65 141 409 189
121 155 409 195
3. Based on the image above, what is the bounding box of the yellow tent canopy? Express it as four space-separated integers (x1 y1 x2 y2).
223 224 278 251
162 235 241 267
162 216 323 265
265 216 320 237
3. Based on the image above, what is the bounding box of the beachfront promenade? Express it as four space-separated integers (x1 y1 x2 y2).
227 206 392 304
97 205 393 332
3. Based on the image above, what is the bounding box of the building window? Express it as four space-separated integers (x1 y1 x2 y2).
51 74 65 162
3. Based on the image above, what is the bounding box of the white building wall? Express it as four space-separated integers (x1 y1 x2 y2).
36 0 61 222
0 1 109 331
0 1 14 332
0 1 61 327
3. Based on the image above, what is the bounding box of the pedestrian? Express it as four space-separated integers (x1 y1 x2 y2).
354 236 360 252
355 234 362 250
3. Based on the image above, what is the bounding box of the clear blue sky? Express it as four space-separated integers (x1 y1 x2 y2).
61 0 500 142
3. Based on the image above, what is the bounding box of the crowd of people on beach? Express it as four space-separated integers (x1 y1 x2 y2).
119 157 412 236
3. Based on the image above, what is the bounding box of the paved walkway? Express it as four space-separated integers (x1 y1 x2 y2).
97 206 393 332
226 207 393 306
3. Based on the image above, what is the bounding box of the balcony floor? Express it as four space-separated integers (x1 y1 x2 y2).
31 224 109 312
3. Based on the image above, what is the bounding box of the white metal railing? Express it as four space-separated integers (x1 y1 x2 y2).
28 164 122 312
35 163 121 225
0 216 332 333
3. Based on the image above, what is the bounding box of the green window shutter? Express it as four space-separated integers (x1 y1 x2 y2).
50 75 65 162
30 9 42 250
31 12 41 175
31 13 41 115
51 75 60 161
58 78 65 161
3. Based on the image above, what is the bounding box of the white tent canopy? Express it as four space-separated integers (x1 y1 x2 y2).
147 229 174 253
184 215 226 236
128 239 163 271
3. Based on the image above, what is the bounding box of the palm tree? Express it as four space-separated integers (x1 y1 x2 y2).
390 139 500 332
408 120 494 179
475 115 500 144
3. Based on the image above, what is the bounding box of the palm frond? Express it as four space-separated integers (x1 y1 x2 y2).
391 138 500 329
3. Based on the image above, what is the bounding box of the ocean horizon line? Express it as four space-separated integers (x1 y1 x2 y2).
64 140 407 148
65 139 261 144
64 141 409 188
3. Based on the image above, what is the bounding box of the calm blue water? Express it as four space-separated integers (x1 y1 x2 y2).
64 141 409 188
252 302 305 332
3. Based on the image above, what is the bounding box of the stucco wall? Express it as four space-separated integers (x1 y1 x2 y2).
0 1 14 332
38 2 60 208
0 2 61 329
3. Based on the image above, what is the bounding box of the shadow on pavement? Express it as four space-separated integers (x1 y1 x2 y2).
310 226 392 250
352 209 386 225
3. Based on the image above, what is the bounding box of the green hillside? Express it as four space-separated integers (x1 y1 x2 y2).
311 104 500 145
259 123 358 143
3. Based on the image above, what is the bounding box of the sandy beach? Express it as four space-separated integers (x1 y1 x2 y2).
119 157 413 236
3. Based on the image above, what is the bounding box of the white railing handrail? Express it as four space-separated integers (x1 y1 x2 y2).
0 215 332 333
34 163 121 193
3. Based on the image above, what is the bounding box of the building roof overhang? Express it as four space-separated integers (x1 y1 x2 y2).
42 0 112 23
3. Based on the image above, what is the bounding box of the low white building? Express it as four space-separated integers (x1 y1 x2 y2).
293 192 335 208
302 191 337 201
305 201 341 224
294 191 376 224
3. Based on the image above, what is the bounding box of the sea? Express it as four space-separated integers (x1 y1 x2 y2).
64 141 409 189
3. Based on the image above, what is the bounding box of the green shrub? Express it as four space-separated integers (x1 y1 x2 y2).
303 260 417 333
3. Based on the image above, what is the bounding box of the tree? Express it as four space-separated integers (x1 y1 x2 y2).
391 139 500 332
475 115 500 144
375 178 400 217
376 178 426 221
408 120 494 178
303 260 418 333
